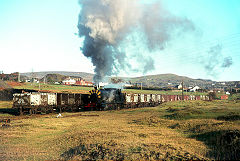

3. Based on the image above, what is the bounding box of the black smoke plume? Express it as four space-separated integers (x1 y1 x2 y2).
78 0 195 83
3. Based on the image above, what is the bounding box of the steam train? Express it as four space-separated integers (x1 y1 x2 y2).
12 87 210 115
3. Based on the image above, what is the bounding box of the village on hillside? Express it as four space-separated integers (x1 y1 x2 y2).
1 72 240 96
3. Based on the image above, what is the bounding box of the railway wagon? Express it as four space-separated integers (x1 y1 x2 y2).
86 88 164 110
125 93 162 108
12 88 211 115
13 93 57 115
13 92 89 115
86 88 210 111
56 93 89 112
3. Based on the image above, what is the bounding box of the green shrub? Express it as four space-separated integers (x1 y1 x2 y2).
229 93 240 100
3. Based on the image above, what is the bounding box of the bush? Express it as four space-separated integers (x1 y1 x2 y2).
228 93 240 100
193 130 240 160
208 92 220 100
217 112 240 121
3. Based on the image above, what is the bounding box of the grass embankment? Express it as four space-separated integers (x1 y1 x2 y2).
11 82 208 96
12 82 93 94
0 101 14 117
0 101 12 109
0 100 239 160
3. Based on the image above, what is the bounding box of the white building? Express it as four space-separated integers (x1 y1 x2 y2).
96 82 109 88
124 84 133 87
190 86 201 92
178 84 183 89
62 78 76 85
226 91 231 95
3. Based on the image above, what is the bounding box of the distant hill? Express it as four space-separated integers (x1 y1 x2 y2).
21 71 217 88
21 71 94 82
129 74 215 88
40 74 68 83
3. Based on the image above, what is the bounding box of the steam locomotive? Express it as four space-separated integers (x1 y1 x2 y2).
12 87 210 115
87 87 126 110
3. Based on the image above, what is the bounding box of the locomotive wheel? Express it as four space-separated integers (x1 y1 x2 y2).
30 108 37 115
41 107 47 114
49 107 54 113
29 109 33 115
120 104 124 109
33 108 37 114
59 107 62 113
76 106 80 112
45 107 50 114
19 107 23 116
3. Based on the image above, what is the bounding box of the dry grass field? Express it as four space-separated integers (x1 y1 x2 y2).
0 100 240 160
0 101 12 109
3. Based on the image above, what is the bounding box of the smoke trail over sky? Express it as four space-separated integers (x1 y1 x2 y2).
78 0 195 83
222 56 233 68
204 45 233 77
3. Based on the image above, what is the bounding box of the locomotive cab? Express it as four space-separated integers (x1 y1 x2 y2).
87 87 125 110
99 88 125 110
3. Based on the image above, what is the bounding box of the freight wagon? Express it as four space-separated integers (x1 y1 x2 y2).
88 89 210 111
12 88 210 115
13 92 89 115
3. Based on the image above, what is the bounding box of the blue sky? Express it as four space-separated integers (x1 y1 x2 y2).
0 0 239 81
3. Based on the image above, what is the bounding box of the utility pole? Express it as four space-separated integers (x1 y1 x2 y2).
182 81 184 101
18 72 21 82
44 76 46 84
38 79 41 91
141 82 142 90
31 68 34 86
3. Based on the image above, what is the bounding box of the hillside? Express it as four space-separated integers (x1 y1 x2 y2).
40 74 69 83
129 74 215 88
21 71 94 82
21 71 216 88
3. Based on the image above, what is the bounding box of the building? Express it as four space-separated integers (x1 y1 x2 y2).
62 78 76 85
85 81 94 86
190 86 201 92
178 84 183 89
221 95 229 100
124 84 133 87
62 77 93 86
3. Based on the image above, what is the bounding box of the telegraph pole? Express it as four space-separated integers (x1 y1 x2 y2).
182 81 184 101
18 72 21 82
31 68 34 86
43 77 45 84
39 80 41 91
